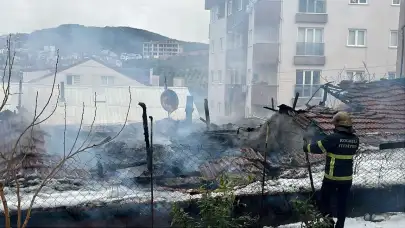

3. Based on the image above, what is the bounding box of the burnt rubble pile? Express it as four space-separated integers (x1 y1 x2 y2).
95 119 242 189
0 110 88 189
93 115 326 191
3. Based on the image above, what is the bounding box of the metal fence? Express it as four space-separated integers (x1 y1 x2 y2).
3 114 405 228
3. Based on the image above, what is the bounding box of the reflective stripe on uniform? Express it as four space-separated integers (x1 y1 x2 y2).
310 140 355 181
329 157 335 176
327 153 354 159
324 173 352 181
317 140 327 153
322 145 354 181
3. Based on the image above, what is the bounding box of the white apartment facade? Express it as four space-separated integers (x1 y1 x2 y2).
206 0 400 122
142 40 184 59
397 0 405 76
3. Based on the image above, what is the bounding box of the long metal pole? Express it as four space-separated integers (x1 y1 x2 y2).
149 116 154 228
401 25 405 77
260 123 269 226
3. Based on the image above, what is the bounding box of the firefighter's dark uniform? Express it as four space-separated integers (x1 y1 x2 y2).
303 112 359 228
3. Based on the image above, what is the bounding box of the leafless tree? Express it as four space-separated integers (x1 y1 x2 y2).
0 35 132 228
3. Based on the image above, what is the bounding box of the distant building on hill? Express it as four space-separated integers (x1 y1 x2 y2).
142 40 183 59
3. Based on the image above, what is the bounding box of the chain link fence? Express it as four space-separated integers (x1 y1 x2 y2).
2 109 405 227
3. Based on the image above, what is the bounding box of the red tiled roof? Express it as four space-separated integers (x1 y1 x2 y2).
293 79 405 138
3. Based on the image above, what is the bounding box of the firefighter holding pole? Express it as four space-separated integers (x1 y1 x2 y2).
303 112 359 228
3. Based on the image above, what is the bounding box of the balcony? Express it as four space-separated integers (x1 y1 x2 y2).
298 0 326 13
253 43 279 64
296 13 328 24
205 0 224 9
227 11 248 32
250 84 278 106
227 48 246 63
294 42 325 65
254 0 282 24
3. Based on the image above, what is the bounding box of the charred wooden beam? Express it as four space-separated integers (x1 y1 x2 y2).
292 92 299 110
138 102 152 172
263 106 278 112
263 97 278 112
204 99 210 130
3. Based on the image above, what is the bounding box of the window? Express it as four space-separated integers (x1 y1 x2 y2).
210 6 219 22
101 76 114 85
211 70 215 82
346 71 365 81
347 29 366 46
218 70 222 82
217 102 221 113
228 34 234 49
388 72 397 79
220 37 224 51
225 102 231 116
295 70 322 97
227 0 233 16
237 0 243 11
392 0 400 5
210 40 215 53
349 0 367 4
297 28 324 55
218 2 226 19
236 34 243 47
390 30 398 47
228 69 238 84
248 30 253 46
298 0 326 13
66 75 80 85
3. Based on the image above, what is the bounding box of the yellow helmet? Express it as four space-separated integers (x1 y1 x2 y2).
332 111 353 127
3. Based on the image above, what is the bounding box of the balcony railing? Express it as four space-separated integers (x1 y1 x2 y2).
295 84 322 98
298 0 326 14
296 42 324 56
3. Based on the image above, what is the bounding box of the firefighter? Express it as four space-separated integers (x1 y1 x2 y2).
303 111 359 228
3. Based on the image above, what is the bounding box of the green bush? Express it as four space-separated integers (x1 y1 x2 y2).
171 175 258 228
291 197 332 228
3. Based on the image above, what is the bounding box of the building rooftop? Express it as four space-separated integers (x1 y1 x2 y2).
285 78 405 144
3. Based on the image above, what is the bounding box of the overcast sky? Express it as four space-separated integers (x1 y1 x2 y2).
0 0 210 43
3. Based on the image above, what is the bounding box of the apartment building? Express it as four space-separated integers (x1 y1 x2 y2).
142 40 183 59
205 0 400 122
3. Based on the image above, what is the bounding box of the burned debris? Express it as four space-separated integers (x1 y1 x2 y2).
0 110 88 190
2 78 405 218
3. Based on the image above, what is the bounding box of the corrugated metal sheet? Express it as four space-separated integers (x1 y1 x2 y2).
0 83 200 125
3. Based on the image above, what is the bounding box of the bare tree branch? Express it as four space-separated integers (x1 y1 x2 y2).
20 86 132 228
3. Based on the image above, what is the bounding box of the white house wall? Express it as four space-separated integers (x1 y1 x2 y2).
32 59 145 87
0 84 200 126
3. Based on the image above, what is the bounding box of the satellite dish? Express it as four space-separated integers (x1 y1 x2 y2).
160 89 179 114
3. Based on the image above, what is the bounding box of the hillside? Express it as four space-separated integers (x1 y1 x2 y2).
3 24 208 55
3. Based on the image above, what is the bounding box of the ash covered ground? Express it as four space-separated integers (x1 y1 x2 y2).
3 115 405 212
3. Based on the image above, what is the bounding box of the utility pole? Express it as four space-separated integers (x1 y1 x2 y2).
401 25 405 77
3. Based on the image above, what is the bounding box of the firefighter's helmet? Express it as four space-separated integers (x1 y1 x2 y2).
332 111 353 127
